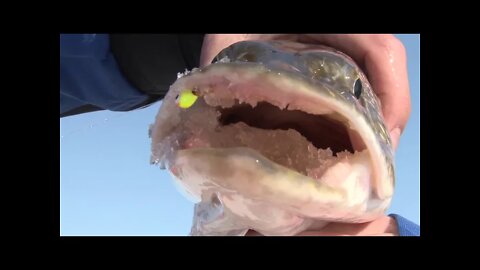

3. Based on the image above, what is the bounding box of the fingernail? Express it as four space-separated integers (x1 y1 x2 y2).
390 127 401 151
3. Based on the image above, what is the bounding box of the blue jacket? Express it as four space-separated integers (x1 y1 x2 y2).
60 34 203 117
60 34 149 116
60 34 420 236
389 214 420 236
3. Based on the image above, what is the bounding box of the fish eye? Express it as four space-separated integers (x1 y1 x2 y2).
354 79 362 99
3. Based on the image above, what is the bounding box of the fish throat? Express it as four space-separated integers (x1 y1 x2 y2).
218 101 355 155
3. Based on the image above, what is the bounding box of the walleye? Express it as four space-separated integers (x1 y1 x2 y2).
150 40 395 236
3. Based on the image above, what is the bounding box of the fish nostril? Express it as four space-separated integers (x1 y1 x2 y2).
211 193 222 208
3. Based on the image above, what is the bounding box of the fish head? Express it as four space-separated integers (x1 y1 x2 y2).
150 40 395 236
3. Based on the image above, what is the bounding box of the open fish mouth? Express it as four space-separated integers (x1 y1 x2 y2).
168 68 366 178
150 41 395 235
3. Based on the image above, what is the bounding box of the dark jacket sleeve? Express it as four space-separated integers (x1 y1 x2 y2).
60 34 204 117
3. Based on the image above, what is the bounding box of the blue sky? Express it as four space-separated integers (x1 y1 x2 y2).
60 34 419 236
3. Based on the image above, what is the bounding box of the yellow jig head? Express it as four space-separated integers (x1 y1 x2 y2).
176 89 198 109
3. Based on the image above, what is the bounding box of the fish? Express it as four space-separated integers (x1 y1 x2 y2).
149 40 395 236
